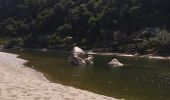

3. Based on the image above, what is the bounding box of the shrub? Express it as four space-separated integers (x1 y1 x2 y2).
150 29 170 47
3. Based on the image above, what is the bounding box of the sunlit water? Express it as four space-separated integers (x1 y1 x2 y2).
7 50 170 100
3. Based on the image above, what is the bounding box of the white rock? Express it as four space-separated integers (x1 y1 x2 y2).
69 47 93 65
72 46 85 56
108 59 123 67
84 56 94 65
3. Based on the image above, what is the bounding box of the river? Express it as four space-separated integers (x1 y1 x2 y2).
7 49 170 100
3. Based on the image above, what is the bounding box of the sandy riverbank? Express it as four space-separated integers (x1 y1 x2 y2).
87 51 170 60
0 52 120 100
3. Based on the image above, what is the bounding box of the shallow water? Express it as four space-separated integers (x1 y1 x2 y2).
7 50 170 100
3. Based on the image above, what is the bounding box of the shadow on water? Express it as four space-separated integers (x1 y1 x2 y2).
5 49 170 100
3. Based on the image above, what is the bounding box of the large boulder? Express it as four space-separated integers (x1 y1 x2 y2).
68 46 93 65
108 59 123 67
72 46 85 57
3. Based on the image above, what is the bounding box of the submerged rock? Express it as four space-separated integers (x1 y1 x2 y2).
68 46 93 65
42 48 47 52
108 59 123 67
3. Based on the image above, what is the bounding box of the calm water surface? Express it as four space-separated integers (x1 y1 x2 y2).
7 50 170 100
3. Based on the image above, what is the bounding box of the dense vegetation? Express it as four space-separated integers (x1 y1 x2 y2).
0 0 170 53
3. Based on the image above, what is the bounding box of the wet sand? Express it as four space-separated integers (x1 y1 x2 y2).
0 52 119 100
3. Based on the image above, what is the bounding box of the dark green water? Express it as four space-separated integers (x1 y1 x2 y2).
7 50 170 100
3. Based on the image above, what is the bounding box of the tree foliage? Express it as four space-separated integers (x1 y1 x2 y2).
0 0 170 52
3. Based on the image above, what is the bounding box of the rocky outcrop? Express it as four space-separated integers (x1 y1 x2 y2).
108 59 123 67
68 55 86 65
68 46 93 65
72 46 85 57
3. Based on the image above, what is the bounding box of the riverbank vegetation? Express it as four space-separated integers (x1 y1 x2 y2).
0 0 170 54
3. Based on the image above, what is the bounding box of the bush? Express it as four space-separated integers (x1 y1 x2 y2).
5 38 23 48
150 29 170 47
0 38 6 45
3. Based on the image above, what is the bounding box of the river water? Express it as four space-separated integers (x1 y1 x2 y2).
8 50 170 100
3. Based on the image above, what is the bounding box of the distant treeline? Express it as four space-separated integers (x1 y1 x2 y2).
0 0 170 53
